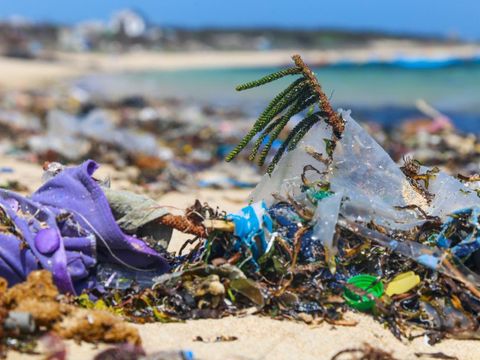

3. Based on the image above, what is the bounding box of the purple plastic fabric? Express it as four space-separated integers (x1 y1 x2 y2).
0 160 169 294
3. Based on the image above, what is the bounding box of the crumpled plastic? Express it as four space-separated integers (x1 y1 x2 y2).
251 109 480 270
28 109 173 161
103 188 173 250
0 160 169 294
311 192 343 271
227 201 273 262
435 207 480 259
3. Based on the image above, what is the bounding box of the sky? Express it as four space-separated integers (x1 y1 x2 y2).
0 0 478 40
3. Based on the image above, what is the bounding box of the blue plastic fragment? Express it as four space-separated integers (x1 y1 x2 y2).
0 167 14 173
435 207 480 260
181 350 195 360
417 254 440 269
268 203 300 240
227 201 273 262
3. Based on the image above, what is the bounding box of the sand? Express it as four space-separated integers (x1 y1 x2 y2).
9 314 480 359
1 42 480 89
1 158 479 360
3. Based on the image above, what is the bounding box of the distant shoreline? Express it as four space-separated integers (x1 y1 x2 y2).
1 41 480 90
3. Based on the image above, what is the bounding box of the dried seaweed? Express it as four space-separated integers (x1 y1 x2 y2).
1 270 141 354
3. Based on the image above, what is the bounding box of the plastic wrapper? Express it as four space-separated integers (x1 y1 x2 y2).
251 110 424 227
311 191 342 271
251 109 480 275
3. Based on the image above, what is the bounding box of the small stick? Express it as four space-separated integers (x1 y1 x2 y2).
292 54 344 138
157 215 235 237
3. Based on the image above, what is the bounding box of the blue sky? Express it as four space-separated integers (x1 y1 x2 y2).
0 0 478 39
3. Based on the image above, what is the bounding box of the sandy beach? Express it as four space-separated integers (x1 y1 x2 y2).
8 313 480 360
1 42 480 90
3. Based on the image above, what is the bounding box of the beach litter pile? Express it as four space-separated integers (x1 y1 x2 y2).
1 55 480 358
0 90 260 195
1 79 480 197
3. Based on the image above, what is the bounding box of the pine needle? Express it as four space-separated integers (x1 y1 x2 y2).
226 54 345 173
235 67 302 91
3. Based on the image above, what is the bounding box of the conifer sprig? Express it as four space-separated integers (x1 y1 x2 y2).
235 67 302 91
267 111 325 174
226 54 345 174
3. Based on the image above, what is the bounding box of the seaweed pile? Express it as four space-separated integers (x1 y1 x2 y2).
85 171 480 344
0 270 140 357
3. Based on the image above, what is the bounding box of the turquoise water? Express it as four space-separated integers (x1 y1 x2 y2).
122 65 480 112
77 64 480 130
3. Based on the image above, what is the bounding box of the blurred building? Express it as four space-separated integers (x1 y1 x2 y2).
109 9 147 38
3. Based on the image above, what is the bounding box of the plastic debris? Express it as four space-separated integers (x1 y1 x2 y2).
343 275 384 312
385 271 421 297
3 312 36 334
227 201 273 262
312 191 343 272
251 109 480 289
214 55 480 343
4 53 480 357
435 207 480 260
0 160 169 294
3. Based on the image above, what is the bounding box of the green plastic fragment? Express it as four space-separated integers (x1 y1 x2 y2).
343 274 384 312
311 190 332 201
305 188 332 205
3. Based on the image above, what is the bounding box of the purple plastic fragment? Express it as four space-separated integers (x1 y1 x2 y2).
0 160 169 294
34 228 60 254
4 198 18 212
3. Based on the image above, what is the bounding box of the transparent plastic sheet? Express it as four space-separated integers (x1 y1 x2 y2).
96 262 166 289
251 110 423 264
312 191 342 271
251 110 424 228
426 170 480 218
250 109 480 283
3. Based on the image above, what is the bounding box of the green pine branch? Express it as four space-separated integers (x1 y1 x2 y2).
235 67 301 91
225 54 345 173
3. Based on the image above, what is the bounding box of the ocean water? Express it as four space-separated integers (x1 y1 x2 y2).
77 64 480 132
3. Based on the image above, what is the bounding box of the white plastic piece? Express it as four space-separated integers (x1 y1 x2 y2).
311 191 343 270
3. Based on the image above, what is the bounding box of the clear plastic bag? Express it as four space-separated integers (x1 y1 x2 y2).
251 109 480 270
